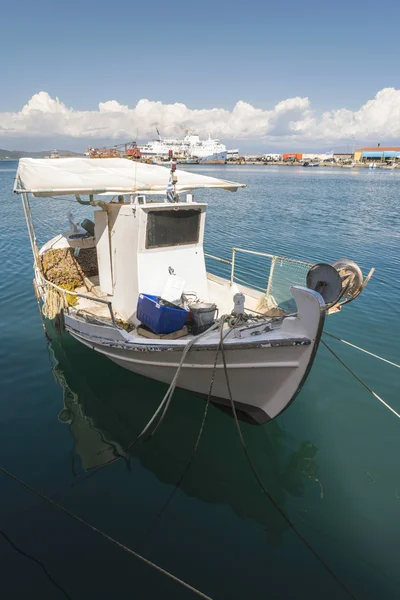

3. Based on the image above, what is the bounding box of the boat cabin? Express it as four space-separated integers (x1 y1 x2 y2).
94 197 209 322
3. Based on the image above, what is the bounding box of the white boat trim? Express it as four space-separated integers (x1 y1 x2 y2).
71 337 300 369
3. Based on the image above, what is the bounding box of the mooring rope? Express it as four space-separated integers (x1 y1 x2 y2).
124 320 222 451
0 529 72 600
145 321 222 440
0 467 213 600
321 339 400 420
219 327 357 600
136 327 225 549
323 332 400 370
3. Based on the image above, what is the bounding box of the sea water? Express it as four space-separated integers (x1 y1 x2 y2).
0 162 399 599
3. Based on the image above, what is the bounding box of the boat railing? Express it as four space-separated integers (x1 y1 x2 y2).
39 248 311 329
205 247 312 304
38 274 117 327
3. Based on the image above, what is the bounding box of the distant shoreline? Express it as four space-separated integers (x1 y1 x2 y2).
1 157 396 170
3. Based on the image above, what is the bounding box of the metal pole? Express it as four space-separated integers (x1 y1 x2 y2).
204 253 232 265
62 290 69 314
230 248 236 286
41 277 119 328
266 256 277 298
25 194 40 261
108 302 117 327
21 193 36 261
231 247 274 260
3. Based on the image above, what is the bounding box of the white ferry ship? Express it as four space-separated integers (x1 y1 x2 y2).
139 131 235 164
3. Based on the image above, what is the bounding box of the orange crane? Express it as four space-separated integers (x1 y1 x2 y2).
86 141 141 160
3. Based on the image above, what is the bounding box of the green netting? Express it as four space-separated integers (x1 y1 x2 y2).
267 257 312 313
229 250 312 314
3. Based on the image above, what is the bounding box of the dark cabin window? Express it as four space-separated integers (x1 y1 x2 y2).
146 209 201 248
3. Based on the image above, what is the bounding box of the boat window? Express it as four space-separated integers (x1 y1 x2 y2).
146 209 201 248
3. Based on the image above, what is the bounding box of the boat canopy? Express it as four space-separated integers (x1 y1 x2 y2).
14 158 245 197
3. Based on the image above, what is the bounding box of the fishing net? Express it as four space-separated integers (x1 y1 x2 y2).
42 285 66 320
230 251 312 314
39 247 99 321
41 247 98 288
267 256 312 313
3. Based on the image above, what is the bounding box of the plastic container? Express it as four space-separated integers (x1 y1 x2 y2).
137 293 188 334
81 218 95 236
188 302 217 335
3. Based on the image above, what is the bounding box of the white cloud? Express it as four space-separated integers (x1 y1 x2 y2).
1 88 400 145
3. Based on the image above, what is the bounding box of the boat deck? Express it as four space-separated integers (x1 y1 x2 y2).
73 276 121 323
40 241 291 339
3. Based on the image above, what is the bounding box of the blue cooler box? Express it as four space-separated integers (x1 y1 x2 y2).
137 294 188 334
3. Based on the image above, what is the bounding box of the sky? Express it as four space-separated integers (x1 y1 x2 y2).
1 0 400 152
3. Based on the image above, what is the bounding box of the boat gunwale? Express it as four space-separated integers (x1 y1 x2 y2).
64 312 312 353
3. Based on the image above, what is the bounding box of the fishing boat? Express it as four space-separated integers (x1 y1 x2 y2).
198 151 227 164
153 158 200 167
152 158 174 167
44 149 60 159
14 158 372 424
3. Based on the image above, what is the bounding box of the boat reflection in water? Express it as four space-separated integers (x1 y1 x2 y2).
50 325 323 545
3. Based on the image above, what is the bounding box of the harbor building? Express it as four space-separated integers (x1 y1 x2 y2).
354 147 400 162
283 153 302 161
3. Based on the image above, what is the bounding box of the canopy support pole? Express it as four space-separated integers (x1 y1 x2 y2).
21 192 39 266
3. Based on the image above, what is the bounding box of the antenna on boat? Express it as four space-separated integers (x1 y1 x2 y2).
168 161 178 202
133 127 138 200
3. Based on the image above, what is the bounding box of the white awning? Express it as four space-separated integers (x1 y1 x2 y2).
14 158 245 197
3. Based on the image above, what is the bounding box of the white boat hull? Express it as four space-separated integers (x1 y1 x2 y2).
62 287 325 424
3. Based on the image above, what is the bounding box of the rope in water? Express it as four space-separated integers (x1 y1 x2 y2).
219 326 357 600
124 320 222 452
323 332 400 370
136 329 225 549
321 339 400 420
0 466 213 600
0 529 72 600
144 320 223 441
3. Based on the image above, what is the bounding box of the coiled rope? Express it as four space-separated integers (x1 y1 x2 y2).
42 285 65 321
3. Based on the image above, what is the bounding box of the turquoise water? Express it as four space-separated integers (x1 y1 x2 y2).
1 161 399 598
